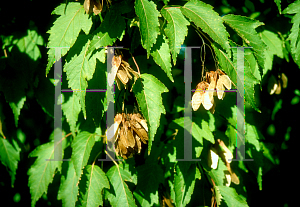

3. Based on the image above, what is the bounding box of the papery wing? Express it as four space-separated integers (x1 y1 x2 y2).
108 55 121 86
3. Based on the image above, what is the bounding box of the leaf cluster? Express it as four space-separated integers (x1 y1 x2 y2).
1 0 300 206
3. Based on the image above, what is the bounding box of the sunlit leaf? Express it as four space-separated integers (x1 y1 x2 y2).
105 166 137 207
87 9 125 55
132 74 168 154
283 1 300 67
57 161 78 207
218 186 249 206
181 0 230 55
46 3 92 76
62 94 81 135
161 7 189 65
71 132 95 180
78 164 109 207
135 0 160 57
174 163 200 207
223 14 266 73
0 137 20 187
28 138 67 207
150 34 173 82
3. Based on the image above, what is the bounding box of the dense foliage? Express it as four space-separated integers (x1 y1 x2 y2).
1 0 299 206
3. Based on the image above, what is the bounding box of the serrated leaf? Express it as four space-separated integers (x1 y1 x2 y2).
57 161 78 207
243 54 261 112
283 1 300 67
71 132 95 180
133 163 164 206
214 41 259 112
64 35 98 119
260 30 284 75
150 34 173 82
3 28 43 61
87 9 125 55
214 186 223 206
132 74 168 154
245 123 261 151
214 41 259 111
171 117 215 145
208 157 228 186
62 94 81 135
174 163 201 207
105 166 137 207
274 0 282 14
217 186 249 207
79 164 109 207
230 46 260 112
212 43 237 85
161 7 189 65
86 52 107 124
181 0 230 55
135 0 161 57
260 30 283 59
28 139 67 207
223 14 266 73
9 96 26 127
244 49 261 81
46 2 92 76
0 137 20 187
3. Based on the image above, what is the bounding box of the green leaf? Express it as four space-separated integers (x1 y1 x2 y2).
62 94 81 135
9 96 26 127
161 7 189 65
87 9 125 55
133 162 164 206
214 186 223 206
105 166 137 207
223 14 266 72
71 132 95 180
274 0 282 14
260 30 284 75
213 43 261 111
0 137 20 187
181 0 230 55
64 35 99 119
0 31 39 127
150 34 173 82
230 46 260 112
174 163 201 207
10 28 44 65
246 140 264 191
243 55 261 112
217 186 249 207
28 139 67 207
132 74 168 154
283 1 300 68
135 0 161 57
86 52 107 125
244 48 261 81
245 123 261 151
257 166 263 191
212 43 236 84
171 117 215 145
207 158 228 186
57 161 78 207
78 164 109 207
46 2 92 76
